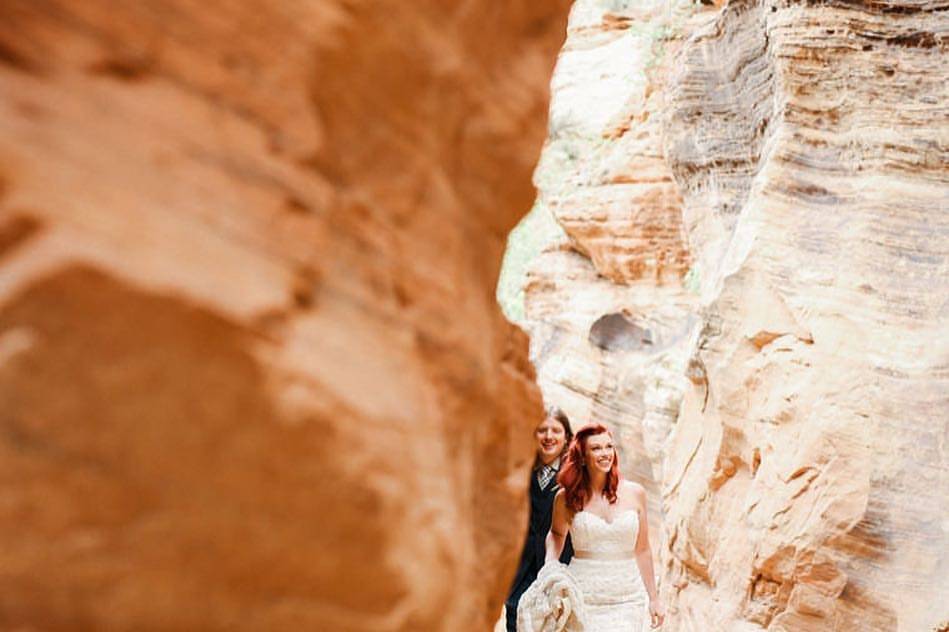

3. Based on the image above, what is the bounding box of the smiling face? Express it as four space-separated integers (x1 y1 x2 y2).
584 432 615 474
535 416 567 465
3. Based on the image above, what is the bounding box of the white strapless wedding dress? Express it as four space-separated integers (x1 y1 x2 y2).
517 510 648 632
569 510 648 631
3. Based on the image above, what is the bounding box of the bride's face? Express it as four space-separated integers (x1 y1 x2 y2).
584 433 614 474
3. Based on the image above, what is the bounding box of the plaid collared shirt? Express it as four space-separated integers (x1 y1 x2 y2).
536 457 561 491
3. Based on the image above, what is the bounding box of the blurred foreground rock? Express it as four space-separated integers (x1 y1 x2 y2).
0 1 572 629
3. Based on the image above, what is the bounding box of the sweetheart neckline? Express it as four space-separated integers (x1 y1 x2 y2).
575 508 637 526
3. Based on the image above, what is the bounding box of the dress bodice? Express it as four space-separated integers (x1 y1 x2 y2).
570 510 639 555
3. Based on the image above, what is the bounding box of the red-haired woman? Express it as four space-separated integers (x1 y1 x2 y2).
524 424 664 630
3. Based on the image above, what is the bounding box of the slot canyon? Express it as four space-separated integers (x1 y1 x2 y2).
0 1 946 631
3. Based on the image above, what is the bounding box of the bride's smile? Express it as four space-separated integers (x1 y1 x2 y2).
584 434 615 474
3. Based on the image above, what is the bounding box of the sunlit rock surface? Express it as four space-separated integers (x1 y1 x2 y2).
500 0 949 630
0 1 572 629
497 0 715 575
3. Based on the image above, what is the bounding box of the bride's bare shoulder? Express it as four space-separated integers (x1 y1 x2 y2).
620 479 647 500
619 478 644 491
553 487 569 509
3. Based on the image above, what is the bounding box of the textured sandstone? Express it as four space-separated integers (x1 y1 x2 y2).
0 1 571 630
501 0 949 630
498 0 715 550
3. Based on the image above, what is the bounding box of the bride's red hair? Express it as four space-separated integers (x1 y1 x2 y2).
557 424 620 513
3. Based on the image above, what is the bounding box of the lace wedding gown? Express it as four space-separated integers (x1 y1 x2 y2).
517 509 648 632
569 510 648 631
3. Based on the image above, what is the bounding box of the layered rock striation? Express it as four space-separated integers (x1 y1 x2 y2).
0 1 572 630
501 0 949 630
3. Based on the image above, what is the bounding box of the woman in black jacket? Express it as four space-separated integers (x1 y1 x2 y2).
504 407 574 632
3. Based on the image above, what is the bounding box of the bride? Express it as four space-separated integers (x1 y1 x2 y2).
518 423 665 631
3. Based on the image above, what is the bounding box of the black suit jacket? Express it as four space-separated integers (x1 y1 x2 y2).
504 468 573 632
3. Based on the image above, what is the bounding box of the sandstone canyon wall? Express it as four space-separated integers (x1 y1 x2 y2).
500 0 948 630
0 1 573 630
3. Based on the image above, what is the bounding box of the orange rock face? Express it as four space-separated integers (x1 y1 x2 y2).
0 1 571 629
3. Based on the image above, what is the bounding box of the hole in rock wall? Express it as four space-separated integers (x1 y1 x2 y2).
588 312 655 352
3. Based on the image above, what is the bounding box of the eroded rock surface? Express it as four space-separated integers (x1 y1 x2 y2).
501 0 949 630
0 1 571 630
